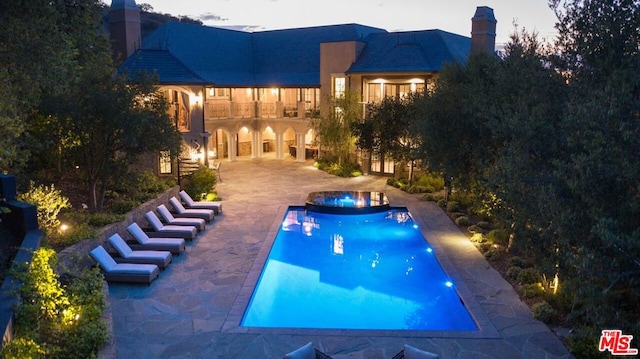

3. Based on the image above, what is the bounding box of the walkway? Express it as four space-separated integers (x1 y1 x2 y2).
108 158 572 358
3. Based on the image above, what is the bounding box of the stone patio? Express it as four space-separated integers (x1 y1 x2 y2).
107 157 573 358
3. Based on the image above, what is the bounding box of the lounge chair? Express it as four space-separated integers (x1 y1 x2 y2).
391 344 439 359
144 211 197 239
89 245 159 284
179 190 222 214
284 342 332 359
127 222 186 254
107 233 172 269
157 204 206 230
169 197 215 222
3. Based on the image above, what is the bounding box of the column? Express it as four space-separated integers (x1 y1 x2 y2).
227 132 237 161
295 133 305 162
275 131 284 159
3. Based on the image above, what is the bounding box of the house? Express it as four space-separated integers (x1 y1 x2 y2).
112 0 496 176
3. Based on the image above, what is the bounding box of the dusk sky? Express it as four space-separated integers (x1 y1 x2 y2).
139 0 560 47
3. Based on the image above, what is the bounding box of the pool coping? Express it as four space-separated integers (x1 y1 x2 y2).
224 204 500 339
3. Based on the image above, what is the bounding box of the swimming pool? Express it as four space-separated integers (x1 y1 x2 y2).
241 206 477 331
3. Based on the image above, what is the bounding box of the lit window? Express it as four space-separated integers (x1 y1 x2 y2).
333 77 345 98
159 150 172 174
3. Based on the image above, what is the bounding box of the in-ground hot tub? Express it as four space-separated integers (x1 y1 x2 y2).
305 191 390 214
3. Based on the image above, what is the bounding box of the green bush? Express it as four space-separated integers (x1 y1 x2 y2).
414 172 444 191
184 166 217 199
136 170 173 196
567 326 604 359
517 268 540 284
386 178 396 186
531 301 557 323
111 198 139 214
450 211 465 218
18 182 71 236
521 283 544 299
455 216 470 226
506 266 522 280
509 256 527 268
85 213 126 227
467 224 485 234
446 201 460 212
407 185 434 194
49 223 98 249
476 221 492 230
421 193 436 201
484 247 504 261
2 249 107 358
436 199 447 207
486 229 510 246
314 158 362 178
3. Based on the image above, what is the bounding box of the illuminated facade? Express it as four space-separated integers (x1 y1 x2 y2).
113 1 496 175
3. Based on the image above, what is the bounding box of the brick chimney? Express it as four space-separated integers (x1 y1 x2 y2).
109 0 141 62
471 6 497 54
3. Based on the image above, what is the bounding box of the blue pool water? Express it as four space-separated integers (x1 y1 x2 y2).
241 207 477 331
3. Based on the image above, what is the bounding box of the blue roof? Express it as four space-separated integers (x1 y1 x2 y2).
120 22 471 86
347 30 471 73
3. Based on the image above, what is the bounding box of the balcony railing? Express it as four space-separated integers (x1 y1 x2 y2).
204 100 318 120
234 103 254 118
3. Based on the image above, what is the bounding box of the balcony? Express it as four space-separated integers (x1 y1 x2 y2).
205 100 317 120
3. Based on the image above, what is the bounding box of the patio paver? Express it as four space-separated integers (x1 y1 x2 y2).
108 157 572 358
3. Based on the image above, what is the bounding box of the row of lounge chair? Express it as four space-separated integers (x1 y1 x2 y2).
285 342 438 359
89 191 222 284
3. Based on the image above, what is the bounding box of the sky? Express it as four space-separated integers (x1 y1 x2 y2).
137 0 560 47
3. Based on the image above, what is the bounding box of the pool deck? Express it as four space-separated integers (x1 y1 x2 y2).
107 158 573 358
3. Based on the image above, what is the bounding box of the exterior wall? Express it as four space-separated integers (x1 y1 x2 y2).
319 41 366 116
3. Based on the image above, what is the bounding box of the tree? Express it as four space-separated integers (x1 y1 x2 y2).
353 93 422 182
313 91 362 165
55 72 182 212
549 0 640 331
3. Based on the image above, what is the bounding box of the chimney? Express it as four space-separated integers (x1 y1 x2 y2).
471 6 497 54
109 0 141 63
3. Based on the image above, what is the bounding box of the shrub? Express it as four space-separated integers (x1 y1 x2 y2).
521 283 544 298
470 232 485 243
567 326 603 359
414 172 444 191
85 213 126 227
407 185 434 194
484 247 504 261
111 198 139 214
2 249 107 358
450 211 465 218
531 301 557 323
455 216 470 226
314 157 362 177
49 223 98 249
509 256 527 268
136 170 173 196
517 268 540 284
421 193 436 201
386 178 396 186
446 201 460 212
476 221 492 230
18 182 71 236
486 229 510 245
467 224 485 234
506 266 522 280
184 166 217 199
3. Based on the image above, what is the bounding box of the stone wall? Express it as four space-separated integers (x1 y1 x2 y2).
57 185 181 270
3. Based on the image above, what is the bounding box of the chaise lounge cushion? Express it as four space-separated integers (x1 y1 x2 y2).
179 190 222 214
284 342 320 359
127 222 186 254
169 197 215 221
402 344 439 359
108 233 172 269
157 204 205 230
145 211 197 239
89 245 159 284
